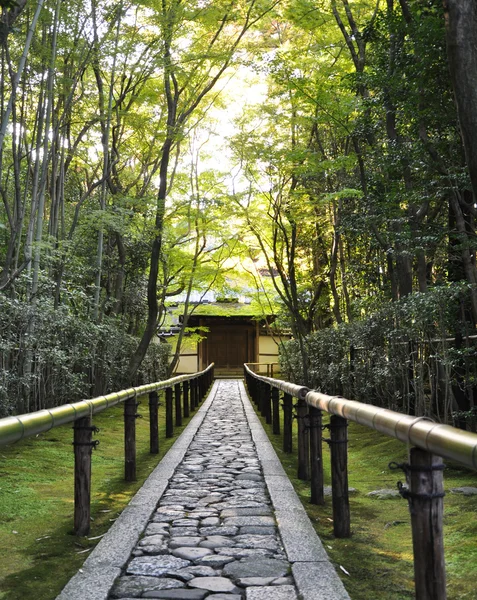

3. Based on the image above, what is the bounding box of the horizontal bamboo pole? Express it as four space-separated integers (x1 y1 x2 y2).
244 363 477 471
0 364 214 446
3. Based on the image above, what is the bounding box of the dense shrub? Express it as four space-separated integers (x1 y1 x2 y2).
0 295 170 417
280 284 477 425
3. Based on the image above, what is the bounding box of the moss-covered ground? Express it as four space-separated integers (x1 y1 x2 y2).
0 394 191 600
252 395 477 600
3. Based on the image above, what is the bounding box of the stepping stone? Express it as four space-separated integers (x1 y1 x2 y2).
199 526 238 536
142 590 208 599
139 535 167 547
451 487 477 495
238 526 275 536
127 556 190 577
237 577 276 586
224 516 275 527
236 473 263 481
199 536 236 549
188 577 242 594
220 508 272 518
169 537 203 549
198 554 235 568
110 576 185 598
176 566 218 579
367 489 401 499
235 535 280 551
206 595 242 600
245 585 298 599
223 557 289 579
171 548 213 561
217 547 272 558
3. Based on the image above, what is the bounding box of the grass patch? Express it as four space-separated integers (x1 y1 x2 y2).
250 393 477 599
0 393 196 600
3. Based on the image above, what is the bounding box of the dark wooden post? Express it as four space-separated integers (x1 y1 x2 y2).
309 406 324 505
296 397 310 480
407 448 446 600
183 381 190 418
259 381 266 417
174 383 182 427
283 392 293 453
74 415 96 536
124 396 137 482
272 387 280 434
192 378 198 409
149 390 159 454
329 415 350 537
199 374 205 402
165 387 173 438
265 384 272 425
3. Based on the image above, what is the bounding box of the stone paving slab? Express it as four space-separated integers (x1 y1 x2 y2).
56 379 350 600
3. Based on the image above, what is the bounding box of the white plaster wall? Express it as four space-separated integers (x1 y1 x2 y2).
175 354 199 374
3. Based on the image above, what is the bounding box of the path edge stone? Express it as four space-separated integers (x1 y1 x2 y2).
238 380 351 600
55 380 220 600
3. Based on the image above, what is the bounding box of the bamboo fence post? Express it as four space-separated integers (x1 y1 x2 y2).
124 396 137 482
309 406 324 505
328 415 350 537
165 387 173 438
73 415 97 536
296 398 310 480
283 392 293 453
174 383 182 427
272 386 280 434
148 390 159 454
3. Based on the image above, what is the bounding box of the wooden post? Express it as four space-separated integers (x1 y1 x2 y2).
174 383 182 427
265 384 272 425
407 448 446 600
259 381 266 417
193 378 199 408
165 387 173 438
190 379 197 411
283 392 293 453
73 416 96 536
183 381 190 418
149 390 159 454
329 415 350 537
296 398 310 480
272 387 280 434
309 406 324 505
124 396 137 482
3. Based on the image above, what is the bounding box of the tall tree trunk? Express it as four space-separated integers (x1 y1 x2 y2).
444 0 477 202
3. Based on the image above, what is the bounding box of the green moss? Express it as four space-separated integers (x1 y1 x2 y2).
170 300 267 318
0 394 196 600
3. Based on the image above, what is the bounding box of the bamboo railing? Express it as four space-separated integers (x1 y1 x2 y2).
244 363 477 600
0 364 214 535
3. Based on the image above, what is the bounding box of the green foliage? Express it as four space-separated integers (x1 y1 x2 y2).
0 291 170 417
280 283 477 422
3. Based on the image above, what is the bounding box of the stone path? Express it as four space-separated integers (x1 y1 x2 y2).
109 380 297 600
57 380 350 600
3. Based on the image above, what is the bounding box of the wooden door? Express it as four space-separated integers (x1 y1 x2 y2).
206 324 253 368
